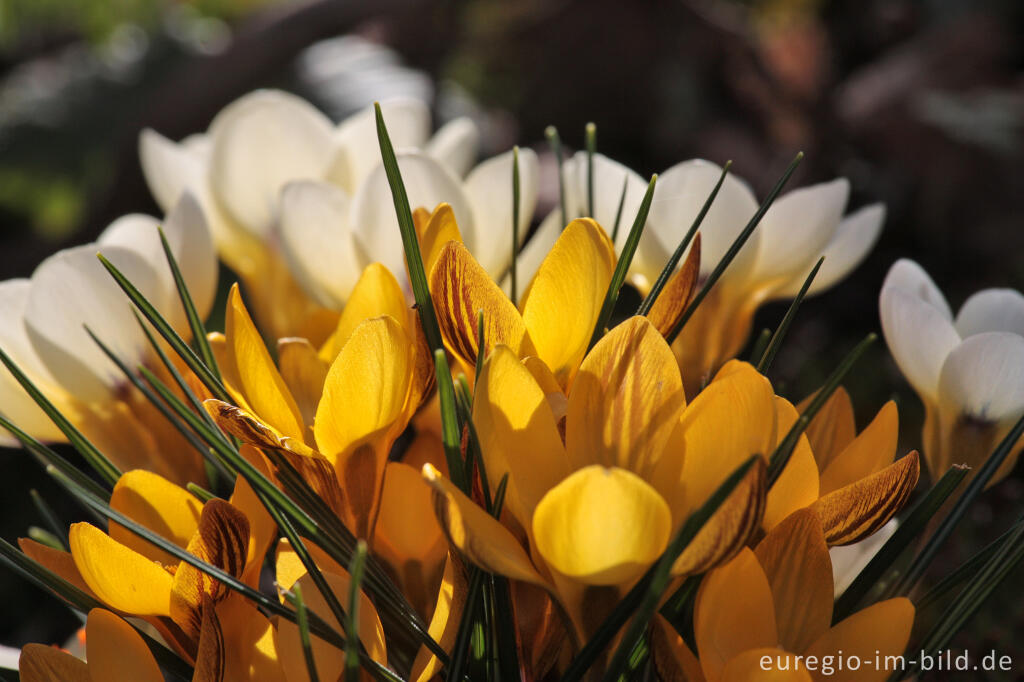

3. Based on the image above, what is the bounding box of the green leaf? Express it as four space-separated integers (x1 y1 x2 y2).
345 540 369 682
666 153 803 344
587 174 657 352
545 125 567 229
435 349 468 493
185 482 217 503
610 173 629 244
916 519 1013 614
636 161 731 317
289 582 321 682
29 489 66 550
374 102 443 354
833 464 968 621
748 328 772 364
756 255 824 374
27 526 64 551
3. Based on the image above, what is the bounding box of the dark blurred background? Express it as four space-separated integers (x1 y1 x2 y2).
1 0 1023 678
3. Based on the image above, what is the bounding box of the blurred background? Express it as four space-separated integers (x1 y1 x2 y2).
0 0 1022 678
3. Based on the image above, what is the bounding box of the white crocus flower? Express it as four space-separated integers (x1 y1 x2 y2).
0 194 216 485
880 259 1024 482
516 153 885 392
140 90 539 331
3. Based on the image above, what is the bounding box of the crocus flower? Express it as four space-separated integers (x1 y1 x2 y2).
655 508 914 682
140 91 538 338
516 154 885 392
0 194 215 485
880 259 1024 482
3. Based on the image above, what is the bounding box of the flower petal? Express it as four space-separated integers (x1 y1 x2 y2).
569 152 649 250
472 345 569 527
819 401 898 496
85 609 163 682
830 518 897 597
721 649 814 681
765 397 819 529
800 386 856 472
138 128 205 214
69 523 173 616
277 180 363 309
811 452 920 546
277 338 329 427
18 538 96 599
19 643 89 682
566 316 685 480
955 288 1024 338
425 116 480 178
694 547 778 682
938 331 1024 422
429 240 535 369
109 470 203 565
375 461 447 579
533 465 671 586
881 258 953 319
333 98 431 191
646 233 701 337
521 218 616 387
803 598 914 682
409 552 468 682
754 509 833 652
318 262 410 363
879 287 959 401
208 90 334 237
650 615 707 682
463 148 540 278
418 202 465 279
422 464 547 586
506 207 563 301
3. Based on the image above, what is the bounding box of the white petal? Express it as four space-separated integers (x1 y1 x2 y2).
879 287 960 401
350 150 473 284
938 332 1024 422
771 203 885 299
753 178 850 282
464 148 539 279
278 180 364 309
25 244 162 402
647 159 760 281
830 518 896 597
208 90 335 237
955 289 1024 338
568 152 648 247
425 117 480 178
881 258 953 320
0 643 19 670
333 97 431 192
138 128 206 213
0 280 66 445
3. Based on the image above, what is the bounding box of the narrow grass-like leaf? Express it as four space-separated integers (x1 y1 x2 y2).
156 226 220 382
766 333 876 484
346 541 369 682
374 102 443 354
587 174 657 351
435 350 468 492
890 409 1024 597
545 125 567 229
27 527 63 550
511 147 521 304
666 153 803 344
834 464 968 621
291 582 321 682
585 122 596 217
475 310 485 389
186 482 217 503
0 345 120 487
0 412 108 501
29 489 66 550
453 380 493 512
611 173 629 244
916 521 1012 614
748 328 772 364
96 253 229 403
563 456 760 682
756 256 824 373
637 161 731 317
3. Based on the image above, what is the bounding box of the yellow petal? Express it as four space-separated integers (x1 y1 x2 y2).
277 337 329 426
646 233 701 338
650 614 706 682
803 599 914 682
109 469 203 565
418 202 464 277
520 218 615 387
275 570 387 682
19 538 96 599
533 465 671 586
170 500 250 638
409 552 468 682
225 284 305 441
811 452 920 546
694 548 778 682
217 594 287 682
765 397 820 530
720 649 813 682
671 458 766 576
85 608 163 682
754 509 833 653
69 523 173 616
819 401 898 496
678 361 776 519
19 644 89 682
422 464 547 586
566 316 686 481
229 445 279 587
800 386 856 472
429 240 535 369
318 263 410 363
204 400 316 459
472 345 569 527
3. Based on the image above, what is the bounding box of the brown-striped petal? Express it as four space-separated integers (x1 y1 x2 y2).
646 233 701 338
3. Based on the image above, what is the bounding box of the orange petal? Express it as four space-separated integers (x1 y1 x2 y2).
650 614 707 682
108 469 203 565
765 397 820 530
520 218 616 388
694 548 778 682
754 509 833 652
819 401 898 496
193 597 225 682
429 240 535 369
409 552 469 682
277 337 329 427
800 386 856 472
646 233 701 338
811 452 920 546
720 649 814 681
803 598 914 682
317 262 411 363
228 445 279 587
85 608 163 682
19 538 96 599
216 594 286 682
19 643 89 682
418 202 464 277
